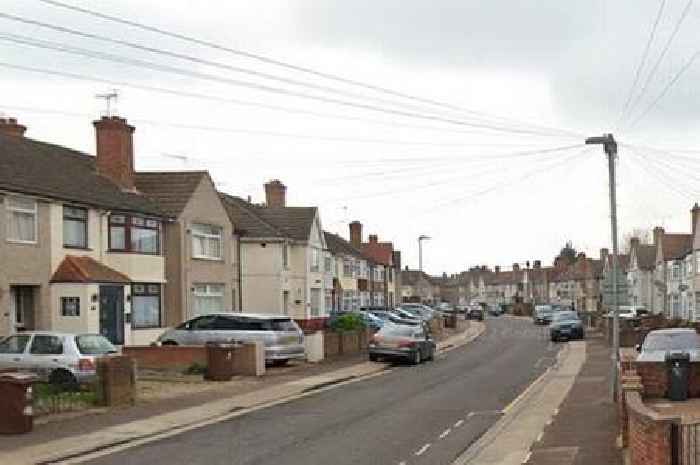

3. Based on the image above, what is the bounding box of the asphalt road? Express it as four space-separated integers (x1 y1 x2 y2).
87 317 558 465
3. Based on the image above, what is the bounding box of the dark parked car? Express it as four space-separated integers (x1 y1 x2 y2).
549 311 585 341
467 307 484 321
368 322 436 364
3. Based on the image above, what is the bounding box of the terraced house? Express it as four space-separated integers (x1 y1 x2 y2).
220 181 330 328
323 230 363 312
0 116 166 345
653 225 693 319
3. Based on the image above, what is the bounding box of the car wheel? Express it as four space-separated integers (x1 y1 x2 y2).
411 349 421 365
49 369 79 391
161 340 178 346
369 353 379 362
425 348 435 361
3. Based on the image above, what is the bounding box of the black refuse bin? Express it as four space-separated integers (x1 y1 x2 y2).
666 351 691 402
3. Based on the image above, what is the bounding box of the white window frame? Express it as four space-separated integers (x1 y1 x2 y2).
6 195 38 244
191 223 223 260
310 248 320 273
192 283 225 316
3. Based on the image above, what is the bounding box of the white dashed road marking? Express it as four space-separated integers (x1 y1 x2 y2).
439 428 451 439
454 419 464 428
415 443 431 456
467 411 476 418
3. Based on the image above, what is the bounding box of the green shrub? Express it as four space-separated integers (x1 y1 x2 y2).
331 313 366 333
184 362 207 375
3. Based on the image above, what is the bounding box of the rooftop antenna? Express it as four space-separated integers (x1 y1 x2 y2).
95 89 119 117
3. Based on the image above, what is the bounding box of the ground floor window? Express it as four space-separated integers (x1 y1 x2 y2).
324 289 333 314
61 297 80 317
343 290 354 312
193 284 225 316
132 283 161 328
310 288 321 316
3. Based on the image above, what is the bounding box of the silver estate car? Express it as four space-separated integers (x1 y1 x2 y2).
0 332 117 386
157 313 305 365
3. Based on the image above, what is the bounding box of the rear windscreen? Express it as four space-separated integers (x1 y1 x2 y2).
76 335 116 355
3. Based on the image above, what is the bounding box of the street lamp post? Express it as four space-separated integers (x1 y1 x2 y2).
585 133 619 400
418 235 431 272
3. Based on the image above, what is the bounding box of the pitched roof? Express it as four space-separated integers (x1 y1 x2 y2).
361 241 393 266
0 133 162 216
50 256 131 284
636 244 657 270
134 171 208 217
663 233 693 260
219 194 317 241
324 231 362 258
401 269 432 286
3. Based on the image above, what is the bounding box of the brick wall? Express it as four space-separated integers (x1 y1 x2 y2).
633 361 700 398
626 391 674 465
122 346 206 371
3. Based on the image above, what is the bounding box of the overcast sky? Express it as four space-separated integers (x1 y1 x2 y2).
3 0 700 274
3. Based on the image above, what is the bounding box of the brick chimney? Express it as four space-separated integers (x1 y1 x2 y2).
653 226 664 246
692 203 700 236
94 116 135 191
513 263 520 271
368 234 378 244
0 117 27 138
264 179 286 208
630 236 640 252
349 221 362 249
533 260 541 269
600 248 609 265
393 251 402 270
495 266 501 273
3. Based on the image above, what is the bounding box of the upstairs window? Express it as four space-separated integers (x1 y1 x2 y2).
343 258 354 277
324 255 332 273
63 206 88 248
192 223 222 260
7 196 37 243
109 214 160 254
310 248 320 272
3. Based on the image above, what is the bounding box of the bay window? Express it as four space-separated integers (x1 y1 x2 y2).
131 283 161 328
109 214 161 254
192 223 223 260
7 196 37 243
63 206 88 248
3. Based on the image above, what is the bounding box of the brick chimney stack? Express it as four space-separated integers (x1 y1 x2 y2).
349 221 362 249
0 117 27 138
533 260 541 269
264 179 286 208
630 237 640 251
495 266 501 273
94 116 135 191
368 234 378 244
600 248 609 265
513 263 520 271
653 226 664 246
692 203 700 236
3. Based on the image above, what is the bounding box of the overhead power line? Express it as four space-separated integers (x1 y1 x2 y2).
35 0 585 139
0 103 581 150
616 0 666 126
0 55 574 139
623 0 694 126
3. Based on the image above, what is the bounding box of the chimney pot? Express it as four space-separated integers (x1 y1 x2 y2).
264 179 286 208
369 234 378 243
0 116 27 138
692 204 700 236
93 116 135 190
349 221 362 249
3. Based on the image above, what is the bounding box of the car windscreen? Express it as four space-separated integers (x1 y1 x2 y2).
644 332 700 351
552 311 579 322
378 324 414 337
536 306 553 315
0 335 31 354
76 335 117 355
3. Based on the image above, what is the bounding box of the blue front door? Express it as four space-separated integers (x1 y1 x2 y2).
99 286 124 345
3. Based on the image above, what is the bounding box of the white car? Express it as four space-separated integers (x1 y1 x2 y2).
636 328 700 362
0 332 117 386
607 306 648 319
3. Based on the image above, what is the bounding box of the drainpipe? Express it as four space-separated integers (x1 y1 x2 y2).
237 233 243 312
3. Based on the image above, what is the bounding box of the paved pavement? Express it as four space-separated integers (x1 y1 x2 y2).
525 332 622 465
83 317 557 465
